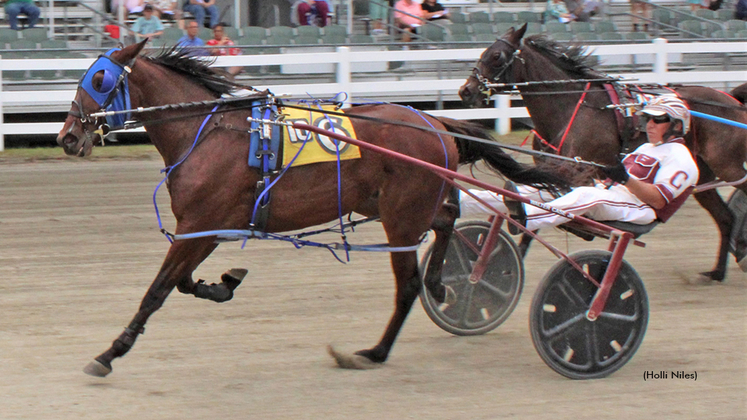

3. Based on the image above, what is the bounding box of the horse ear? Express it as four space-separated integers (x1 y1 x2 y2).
508 23 528 44
117 39 149 63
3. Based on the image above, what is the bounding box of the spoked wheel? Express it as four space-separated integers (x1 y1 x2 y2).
419 221 524 336
529 250 648 379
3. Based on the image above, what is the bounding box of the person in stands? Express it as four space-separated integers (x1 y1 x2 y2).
183 0 219 29
177 20 208 55
206 23 242 75
393 0 423 41
296 0 330 27
421 0 449 21
4 0 40 30
130 4 164 41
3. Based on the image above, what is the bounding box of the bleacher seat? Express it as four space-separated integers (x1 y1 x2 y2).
20 28 47 42
295 35 320 45
653 9 674 28
594 20 616 33
450 12 467 24
269 26 294 39
0 28 19 47
469 11 490 24
449 23 470 37
471 22 494 35
517 11 542 23
550 32 573 41
711 30 737 39
493 12 515 23
725 19 747 31
525 22 542 34
694 9 717 20
600 32 624 41
324 25 347 38
349 34 374 44
575 32 599 42
716 9 734 20
40 39 67 49
198 27 212 41
58 50 86 79
265 34 293 46
495 23 515 35
321 33 346 44
223 27 240 40
296 25 321 38
474 32 497 43
625 31 651 41
419 24 446 42
737 30 747 39
10 39 37 50
545 21 568 33
570 21 593 33
241 26 267 40
162 27 184 41
678 20 705 38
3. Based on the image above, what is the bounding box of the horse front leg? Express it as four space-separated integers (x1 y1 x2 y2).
328 250 421 369
693 189 732 281
83 239 220 377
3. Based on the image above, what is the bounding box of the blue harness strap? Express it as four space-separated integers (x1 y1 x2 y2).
79 48 132 128
248 100 281 171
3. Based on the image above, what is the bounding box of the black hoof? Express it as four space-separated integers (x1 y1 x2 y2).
354 346 388 364
698 270 725 282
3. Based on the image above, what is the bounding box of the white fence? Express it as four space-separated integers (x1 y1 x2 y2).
0 38 745 151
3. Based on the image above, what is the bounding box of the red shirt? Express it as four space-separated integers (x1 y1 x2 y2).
206 38 240 56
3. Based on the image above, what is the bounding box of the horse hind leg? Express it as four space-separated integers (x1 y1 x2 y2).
84 239 227 377
422 201 459 305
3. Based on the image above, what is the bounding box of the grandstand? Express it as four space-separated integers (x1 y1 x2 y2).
0 0 745 146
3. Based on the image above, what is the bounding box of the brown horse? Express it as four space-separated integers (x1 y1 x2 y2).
58 41 567 377
459 24 747 281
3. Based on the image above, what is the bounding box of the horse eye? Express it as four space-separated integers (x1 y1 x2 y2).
92 70 104 92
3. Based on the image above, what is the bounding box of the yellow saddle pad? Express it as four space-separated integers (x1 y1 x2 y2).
282 105 361 167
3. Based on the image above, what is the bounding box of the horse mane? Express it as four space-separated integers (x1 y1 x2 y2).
522 34 608 80
145 47 245 97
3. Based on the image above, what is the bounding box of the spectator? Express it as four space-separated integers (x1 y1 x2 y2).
295 0 330 27
130 4 164 40
206 23 241 75
688 0 702 13
370 0 389 35
4 0 40 30
183 0 219 29
148 0 183 28
177 20 209 55
567 0 602 22
630 0 651 32
545 0 575 23
111 0 145 15
393 0 423 42
421 0 449 21
738 0 747 19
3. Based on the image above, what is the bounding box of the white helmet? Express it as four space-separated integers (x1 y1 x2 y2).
638 95 691 135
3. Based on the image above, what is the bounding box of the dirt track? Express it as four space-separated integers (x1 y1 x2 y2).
0 158 745 419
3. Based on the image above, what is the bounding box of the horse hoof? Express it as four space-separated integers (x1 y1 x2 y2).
225 268 248 282
83 360 112 377
326 345 381 370
698 270 725 282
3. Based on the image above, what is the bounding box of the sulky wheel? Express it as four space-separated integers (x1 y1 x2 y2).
419 220 524 336
529 250 648 379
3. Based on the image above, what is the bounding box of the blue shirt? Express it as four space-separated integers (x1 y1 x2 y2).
177 35 208 56
131 16 164 35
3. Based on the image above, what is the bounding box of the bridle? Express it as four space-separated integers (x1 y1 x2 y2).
66 48 137 143
469 39 523 103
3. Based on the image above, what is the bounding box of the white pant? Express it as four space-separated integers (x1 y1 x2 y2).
460 183 656 232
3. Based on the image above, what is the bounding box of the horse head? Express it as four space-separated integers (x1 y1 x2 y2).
57 40 148 156
459 23 527 108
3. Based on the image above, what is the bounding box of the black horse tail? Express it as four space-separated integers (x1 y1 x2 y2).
730 82 747 104
436 116 570 193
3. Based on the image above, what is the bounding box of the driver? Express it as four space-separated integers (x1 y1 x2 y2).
458 95 699 233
